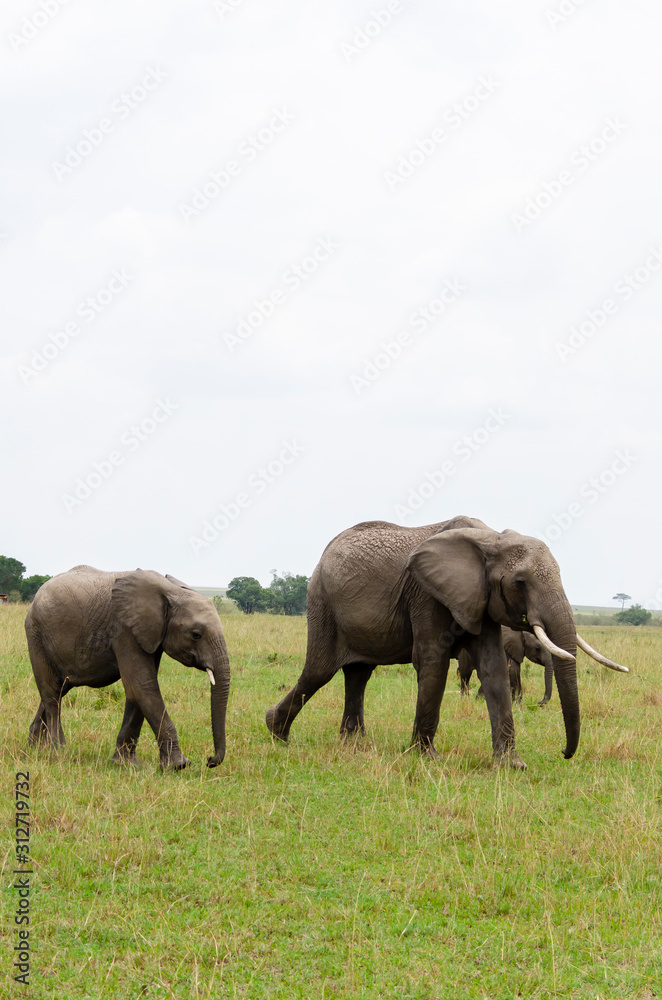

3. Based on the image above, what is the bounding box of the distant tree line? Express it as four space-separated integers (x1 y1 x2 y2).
0 556 51 603
225 572 309 615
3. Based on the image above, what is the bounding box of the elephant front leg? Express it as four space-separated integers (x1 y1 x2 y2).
120 666 189 771
144 703 189 770
410 645 450 757
148 709 189 770
474 626 526 769
340 664 374 737
112 699 145 766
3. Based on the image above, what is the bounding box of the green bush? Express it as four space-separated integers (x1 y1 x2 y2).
615 604 652 626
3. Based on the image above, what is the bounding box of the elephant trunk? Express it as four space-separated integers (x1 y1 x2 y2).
531 591 580 759
207 643 230 767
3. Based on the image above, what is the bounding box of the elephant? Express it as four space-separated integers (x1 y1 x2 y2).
24 566 230 769
265 516 628 767
458 626 554 704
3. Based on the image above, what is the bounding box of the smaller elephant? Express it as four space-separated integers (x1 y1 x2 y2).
25 566 231 769
458 626 553 705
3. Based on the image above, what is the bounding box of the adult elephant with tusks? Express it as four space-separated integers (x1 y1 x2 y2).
25 567 230 769
266 516 628 768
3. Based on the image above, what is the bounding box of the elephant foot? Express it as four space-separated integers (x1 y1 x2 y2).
412 737 441 759
494 748 527 770
29 727 63 749
265 705 290 742
160 754 190 771
28 732 50 748
112 752 141 767
340 721 367 740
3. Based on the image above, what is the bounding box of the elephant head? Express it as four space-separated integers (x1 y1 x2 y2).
111 571 230 766
408 526 627 760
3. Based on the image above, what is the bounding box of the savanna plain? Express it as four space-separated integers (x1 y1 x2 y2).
1 604 661 999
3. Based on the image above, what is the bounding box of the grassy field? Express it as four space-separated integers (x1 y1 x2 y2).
1 605 661 999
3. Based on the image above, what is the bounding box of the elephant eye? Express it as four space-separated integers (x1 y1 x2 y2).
191 629 203 641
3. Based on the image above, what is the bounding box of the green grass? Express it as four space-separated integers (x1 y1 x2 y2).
2 606 661 998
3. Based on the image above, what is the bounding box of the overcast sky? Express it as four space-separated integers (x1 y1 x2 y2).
2 0 660 606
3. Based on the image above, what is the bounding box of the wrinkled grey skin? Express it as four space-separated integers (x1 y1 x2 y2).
266 516 580 767
25 566 230 770
458 626 554 704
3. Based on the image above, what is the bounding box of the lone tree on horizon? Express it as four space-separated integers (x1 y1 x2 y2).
613 592 631 610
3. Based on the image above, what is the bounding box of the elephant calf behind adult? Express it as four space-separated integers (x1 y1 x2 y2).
458 626 554 704
25 567 230 769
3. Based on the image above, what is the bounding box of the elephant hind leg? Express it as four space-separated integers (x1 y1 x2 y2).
29 682 70 748
28 700 49 746
266 604 340 742
112 699 145 765
26 633 69 748
340 664 374 737
266 662 339 742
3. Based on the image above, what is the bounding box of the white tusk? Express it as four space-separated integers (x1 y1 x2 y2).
206 668 216 686
576 635 629 673
533 625 576 661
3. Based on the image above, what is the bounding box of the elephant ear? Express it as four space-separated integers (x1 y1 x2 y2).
111 570 171 654
165 573 195 591
407 528 496 635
